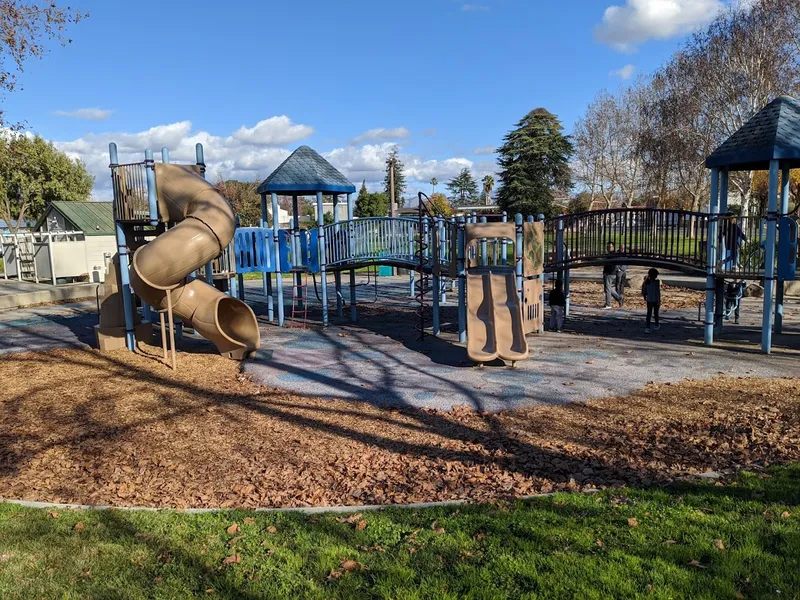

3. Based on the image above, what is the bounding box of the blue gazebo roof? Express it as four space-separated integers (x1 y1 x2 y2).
257 145 356 195
706 96 800 171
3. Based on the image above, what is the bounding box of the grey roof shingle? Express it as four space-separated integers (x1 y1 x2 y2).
706 96 800 171
257 146 356 195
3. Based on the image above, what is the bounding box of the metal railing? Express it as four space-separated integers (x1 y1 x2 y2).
322 217 456 272
111 162 150 221
545 208 710 273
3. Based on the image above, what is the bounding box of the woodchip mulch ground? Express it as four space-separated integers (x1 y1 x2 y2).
0 345 797 509
567 280 704 310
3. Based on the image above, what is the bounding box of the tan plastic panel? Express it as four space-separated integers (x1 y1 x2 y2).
523 221 544 277
522 278 543 335
466 271 529 363
465 222 515 249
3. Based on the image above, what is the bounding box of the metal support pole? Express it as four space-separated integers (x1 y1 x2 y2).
515 214 523 303
715 170 729 336
556 213 564 284
333 194 343 318
762 160 780 353
317 191 328 326
347 192 357 322
501 211 508 265
158 147 181 339
272 193 284 326
537 213 545 331
110 143 136 351
457 215 466 343
260 192 270 310
431 217 440 336
705 168 720 345
438 218 447 304
776 166 790 334
145 149 158 226
193 143 213 285
480 215 488 267
409 224 416 297
46 233 56 285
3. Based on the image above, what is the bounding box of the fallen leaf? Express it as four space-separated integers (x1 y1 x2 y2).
327 569 342 580
688 560 706 569
266 526 278 534
73 521 85 532
81 569 91 577
586 360 596 364
205 589 215 594
595 539 604 547
627 518 639 527
222 554 241 565
340 559 360 572
735 593 745 600
226 524 241 535
229 535 245 546
433 527 446 535
475 533 487 541
781 511 791 519
714 539 725 551
663 540 677 545
47 511 60 519
355 520 367 531
243 518 256 525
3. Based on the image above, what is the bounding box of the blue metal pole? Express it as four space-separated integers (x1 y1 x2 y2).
776 166 790 334
409 223 416 297
457 215 466 343
109 143 136 351
193 143 213 286
556 213 564 283
333 194 343 318
480 215 488 267
501 211 508 265
438 217 446 304
317 191 328 326
537 214 545 332
232 215 242 300
347 193 357 322
515 214 524 303
272 193 284 326
145 149 158 227
705 168 720 345
762 160 780 353
715 170 729 336
260 192 270 306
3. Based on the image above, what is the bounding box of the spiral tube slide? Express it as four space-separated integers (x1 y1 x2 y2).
129 163 260 360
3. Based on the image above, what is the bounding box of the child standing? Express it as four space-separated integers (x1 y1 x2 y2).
641 268 661 333
549 280 566 332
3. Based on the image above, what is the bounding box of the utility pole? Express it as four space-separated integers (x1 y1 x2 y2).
389 157 397 217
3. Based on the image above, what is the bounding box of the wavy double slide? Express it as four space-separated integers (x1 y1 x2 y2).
466 270 529 363
129 163 260 360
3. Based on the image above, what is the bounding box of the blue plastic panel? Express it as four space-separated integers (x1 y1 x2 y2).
278 229 292 273
234 228 275 273
301 229 320 273
778 216 797 281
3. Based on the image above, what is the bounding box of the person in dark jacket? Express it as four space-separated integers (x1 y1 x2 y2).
549 279 566 332
641 268 661 333
615 244 629 306
603 242 621 308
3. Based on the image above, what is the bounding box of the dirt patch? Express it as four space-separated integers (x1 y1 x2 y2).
567 280 704 310
0 346 797 509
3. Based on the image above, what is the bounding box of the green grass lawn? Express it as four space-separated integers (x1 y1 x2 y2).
0 465 797 599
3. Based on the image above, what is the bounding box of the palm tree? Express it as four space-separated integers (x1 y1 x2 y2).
430 177 438 194
482 175 495 206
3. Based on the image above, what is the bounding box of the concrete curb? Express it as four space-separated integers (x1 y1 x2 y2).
0 283 99 310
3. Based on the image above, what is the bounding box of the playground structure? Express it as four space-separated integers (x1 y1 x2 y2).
99 97 800 362
102 144 546 365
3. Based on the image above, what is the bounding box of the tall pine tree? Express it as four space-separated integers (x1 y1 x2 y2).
383 146 407 209
446 168 479 206
496 108 573 217
354 179 389 217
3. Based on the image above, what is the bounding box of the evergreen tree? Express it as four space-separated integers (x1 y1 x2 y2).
383 146 406 207
354 181 389 217
446 168 479 205
496 108 573 218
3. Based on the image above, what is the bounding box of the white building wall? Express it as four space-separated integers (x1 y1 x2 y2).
84 236 117 282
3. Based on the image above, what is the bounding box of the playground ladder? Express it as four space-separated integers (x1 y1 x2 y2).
291 272 309 327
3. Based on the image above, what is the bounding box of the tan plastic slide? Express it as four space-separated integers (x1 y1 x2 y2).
466 270 529 363
129 163 260 360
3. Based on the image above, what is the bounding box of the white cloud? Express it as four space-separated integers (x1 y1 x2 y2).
610 64 637 80
473 145 496 155
231 115 313 146
49 119 476 201
350 126 410 145
595 0 723 52
461 3 488 11
53 107 113 121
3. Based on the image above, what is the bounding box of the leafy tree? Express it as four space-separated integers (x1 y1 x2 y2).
424 192 455 217
383 146 406 208
567 191 593 214
447 168 479 205
323 211 334 225
0 134 93 233
354 182 388 217
482 174 495 205
0 2 88 127
215 178 261 226
496 108 573 218
430 177 438 194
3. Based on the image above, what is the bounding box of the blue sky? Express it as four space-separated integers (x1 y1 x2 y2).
3 0 732 198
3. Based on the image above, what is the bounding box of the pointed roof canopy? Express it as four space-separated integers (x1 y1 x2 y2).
257 145 356 195
706 96 800 171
